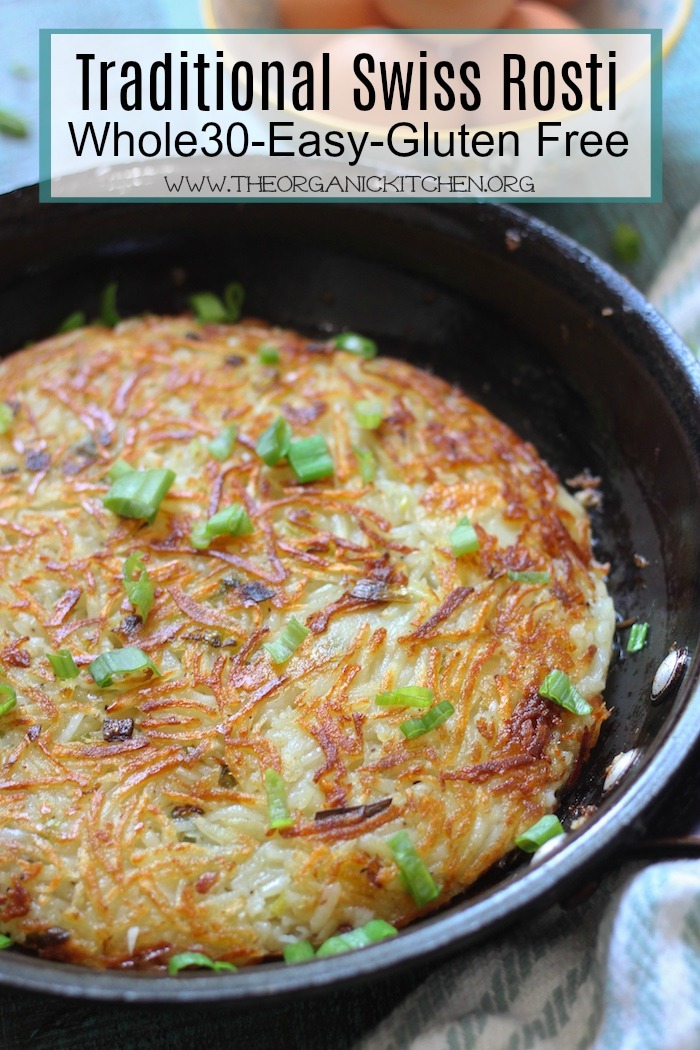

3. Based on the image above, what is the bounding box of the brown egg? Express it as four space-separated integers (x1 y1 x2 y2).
276 0 388 29
501 1 583 29
373 0 516 29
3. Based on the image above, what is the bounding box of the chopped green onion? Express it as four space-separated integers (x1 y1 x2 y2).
223 282 245 323
315 919 397 959
288 435 334 483
376 687 433 709
388 830 440 907
256 416 292 467
258 345 280 365
451 516 480 557
612 223 642 264
263 616 309 664
10 63 32 80
103 467 175 523
363 919 398 942
48 649 80 680
57 311 86 334
88 647 161 688
0 683 17 717
100 282 120 328
264 769 294 830
189 503 253 550
207 424 238 462
333 332 378 359
400 700 455 740
354 400 384 430
627 622 649 653
123 552 154 622
189 283 245 325
107 460 133 482
283 940 315 964
353 446 376 483
168 952 237 975
0 403 13 436
539 669 592 717
0 934 12 949
0 108 28 138
507 570 551 585
515 814 565 853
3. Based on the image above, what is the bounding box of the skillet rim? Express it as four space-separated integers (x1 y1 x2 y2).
0 186 699 1003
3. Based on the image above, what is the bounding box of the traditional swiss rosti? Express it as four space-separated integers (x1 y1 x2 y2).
0 313 614 970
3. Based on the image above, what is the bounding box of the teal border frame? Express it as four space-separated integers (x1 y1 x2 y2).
39 28 663 205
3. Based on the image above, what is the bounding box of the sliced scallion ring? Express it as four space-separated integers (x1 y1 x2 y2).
100 282 120 328
258 345 280 365
48 649 80 680
353 446 376 483
538 669 592 716
288 435 334 483
189 503 253 550
376 687 433 709
450 516 480 557
0 108 29 138
0 683 17 717
515 814 565 853
0 934 12 949
168 952 237 975
189 282 245 325
333 332 378 359
400 700 455 740
123 552 154 622
107 460 133 482
256 416 292 467
57 311 86 334
207 424 238 462
88 647 161 688
354 400 384 430
507 570 551 585
0 403 13 436
264 769 294 830
283 940 315 964
263 617 309 664
627 622 649 653
388 830 440 907
103 467 175 523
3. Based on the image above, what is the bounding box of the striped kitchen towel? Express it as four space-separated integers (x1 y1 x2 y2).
649 202 700 356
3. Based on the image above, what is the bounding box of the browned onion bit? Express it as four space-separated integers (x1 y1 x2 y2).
314 798 392 823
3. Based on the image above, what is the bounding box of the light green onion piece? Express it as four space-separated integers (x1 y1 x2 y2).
612 223 642 264
207 424 238 462
189 503 253 550
264 769 294 830
515 814 565 853
100 282 120 328
190 283 245 324
0 683 17 717
57 311 86 334
0 934 12 949
48 649 80 680
354 400 384 430
538 669 592 717
353 446 376 483
388 830 440 907
107 460 133 482
256 416 292 466
168 952 237 975
400 700 455 740
376 687 433 709
103 467 175 523
507 570 551 585
288 435 334 484
123 552 154 622
0 403 13 436
88 647 161 688
258 345 280 365
283 940 315 964
315 919 397 958
0 108 28 138
263 616 309 664
451 516 480 557
333 332 378 359
627 622 649 653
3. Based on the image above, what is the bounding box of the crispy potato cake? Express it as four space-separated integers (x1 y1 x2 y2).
0 316 614 969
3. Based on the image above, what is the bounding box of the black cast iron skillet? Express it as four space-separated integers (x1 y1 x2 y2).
0 186 699 1003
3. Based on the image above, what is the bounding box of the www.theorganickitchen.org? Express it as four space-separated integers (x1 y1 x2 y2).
161 173 536 195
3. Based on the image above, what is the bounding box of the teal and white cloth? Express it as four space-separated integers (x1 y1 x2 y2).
358 862 700 1050
649 203 700 355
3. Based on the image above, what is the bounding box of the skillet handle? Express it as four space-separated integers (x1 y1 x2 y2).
627 752 700 860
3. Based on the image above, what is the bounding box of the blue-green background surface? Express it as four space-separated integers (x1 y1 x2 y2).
0 1 698 1047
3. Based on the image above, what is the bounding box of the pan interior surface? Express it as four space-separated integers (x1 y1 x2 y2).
0 195 699 1002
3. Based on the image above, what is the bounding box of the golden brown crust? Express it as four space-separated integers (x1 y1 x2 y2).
0 316 614 968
